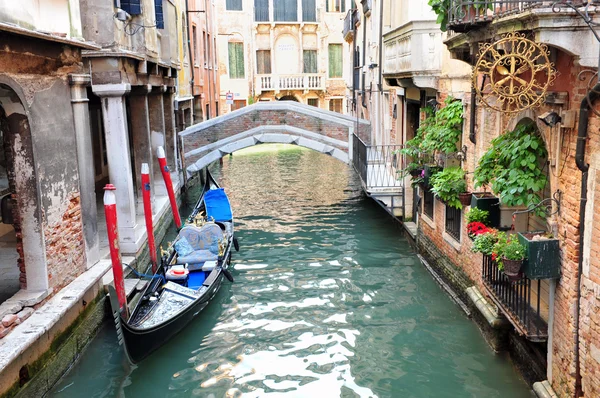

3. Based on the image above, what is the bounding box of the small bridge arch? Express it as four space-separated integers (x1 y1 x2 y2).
179 102 371 176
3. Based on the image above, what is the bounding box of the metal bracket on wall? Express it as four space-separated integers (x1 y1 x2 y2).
512 190 562 218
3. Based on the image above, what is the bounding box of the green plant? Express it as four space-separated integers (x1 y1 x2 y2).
420 98 464 155
429 167 467 209
429 0 493 32
474 124 548 210
492 233 526 270
466 207 489 225
472 231 499 256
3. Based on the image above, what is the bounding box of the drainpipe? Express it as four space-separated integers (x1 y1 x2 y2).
361 11 367 109
469 87 476 144
185 0 194 91
574 82 600 398
377 0 383 93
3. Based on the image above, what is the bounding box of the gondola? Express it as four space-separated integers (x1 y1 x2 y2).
109 169 238 363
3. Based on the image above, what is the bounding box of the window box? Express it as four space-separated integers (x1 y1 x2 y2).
517 232 560 280
470 192 499 228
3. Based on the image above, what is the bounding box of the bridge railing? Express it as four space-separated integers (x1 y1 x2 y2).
256 73 326 93
353 134 403 190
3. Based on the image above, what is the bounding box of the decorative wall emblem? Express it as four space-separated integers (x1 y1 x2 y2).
473 32 556 114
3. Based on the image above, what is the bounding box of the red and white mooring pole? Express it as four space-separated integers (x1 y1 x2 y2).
157 146 182 229
141 163 158 273
103 184 129 319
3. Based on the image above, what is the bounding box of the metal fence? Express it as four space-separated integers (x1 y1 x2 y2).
447 0 587 30
352 134 403 190
482 254 548 342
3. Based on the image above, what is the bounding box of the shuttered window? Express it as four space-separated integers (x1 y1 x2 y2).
328 44 342 78
226 0 243 11
154 0 164 28
255 0 269 21
303 50 317 73
274 0 298 22
228 42 245 79
302 0 316 21
119 0 142 15
256 50 271 74
329 98 343 113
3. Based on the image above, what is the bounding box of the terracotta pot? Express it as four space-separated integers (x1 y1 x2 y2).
459 192 472 207
502 258 523 278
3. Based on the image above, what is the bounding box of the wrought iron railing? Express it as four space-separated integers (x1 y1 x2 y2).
343 9 357 41
447 0 587 32
445 205 462 241
352 134 403 190
482 254 548 342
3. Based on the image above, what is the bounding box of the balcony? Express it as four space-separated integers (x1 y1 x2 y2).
383 21 442 87
361 0 372 17
446 0 587 33
255 74 325 93
482 254 548 342
343 9 357 43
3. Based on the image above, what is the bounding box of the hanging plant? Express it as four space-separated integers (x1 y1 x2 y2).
420 98 464 155
474 124 548 209
429 167 467 209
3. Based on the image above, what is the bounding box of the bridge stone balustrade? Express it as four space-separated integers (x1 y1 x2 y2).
179 102 371 177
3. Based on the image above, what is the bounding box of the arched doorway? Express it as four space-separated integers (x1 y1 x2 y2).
0 83 46 300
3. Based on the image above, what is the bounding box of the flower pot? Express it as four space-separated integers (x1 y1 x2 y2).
459 192 472 207
502 258 523 278
517 232 560 279
409 168 423 178
470 192 500 228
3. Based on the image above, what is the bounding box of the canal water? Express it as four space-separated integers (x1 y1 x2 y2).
51 145 532 398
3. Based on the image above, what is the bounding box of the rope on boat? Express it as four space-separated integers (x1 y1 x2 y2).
123 263 166 284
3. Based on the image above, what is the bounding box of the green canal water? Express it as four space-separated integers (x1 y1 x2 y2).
51 145 533 398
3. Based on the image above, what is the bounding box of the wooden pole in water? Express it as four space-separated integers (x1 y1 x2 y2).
157 146 182 229
141 163 158 273
103 184 129 319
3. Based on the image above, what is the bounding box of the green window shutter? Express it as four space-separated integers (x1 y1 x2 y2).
328 44 342 78
303 50 317 73
229 42 245 79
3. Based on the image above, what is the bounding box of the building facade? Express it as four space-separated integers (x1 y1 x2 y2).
216 0 351 114
352 1 600 396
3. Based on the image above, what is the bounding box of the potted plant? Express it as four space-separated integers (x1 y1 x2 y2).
466 207 489 226
493 233 526 280
467 222 491 239
429 167 467 209
473 123 548 218
471 230 499 256
420 98 464 157
517 231 560 279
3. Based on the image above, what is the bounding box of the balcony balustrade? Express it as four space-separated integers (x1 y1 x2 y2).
447 0 587 32
343 9 357 43
255 73 325 93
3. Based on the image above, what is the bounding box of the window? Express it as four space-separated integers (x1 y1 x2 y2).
192 26 198 64
445 205 461 241
274 0 298 22
154 0 164 29
308 98 319 107
329 98 342 113
302 0 316 21
226 0 242 11
326 0 345 12
232 100 247 111
303 50 317 73
228 42 245 79
423 188 434 219
328 44 342 78
255 0 269 21
256 50 271 74
119 0 141 15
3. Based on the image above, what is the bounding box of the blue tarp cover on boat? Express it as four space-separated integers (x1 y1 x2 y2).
205 188 232 222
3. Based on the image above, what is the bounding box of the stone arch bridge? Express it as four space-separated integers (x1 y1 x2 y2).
179 102 371 175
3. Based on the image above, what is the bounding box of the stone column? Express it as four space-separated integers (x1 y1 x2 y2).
69 74 100 268
148 86 167 194
129 85 154 211
92 84 137 251
163 86 177 173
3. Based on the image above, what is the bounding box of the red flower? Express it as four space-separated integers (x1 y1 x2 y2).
491 253 497 261
467 222 489 236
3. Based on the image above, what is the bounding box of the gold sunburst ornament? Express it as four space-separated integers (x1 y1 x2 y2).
473 32 556 114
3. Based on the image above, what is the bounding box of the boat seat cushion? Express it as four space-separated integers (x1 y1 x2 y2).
178 224 223 253
205 188 233 222
179 251 219 270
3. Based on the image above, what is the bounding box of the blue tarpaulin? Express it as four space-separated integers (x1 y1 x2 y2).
204 188 232 222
